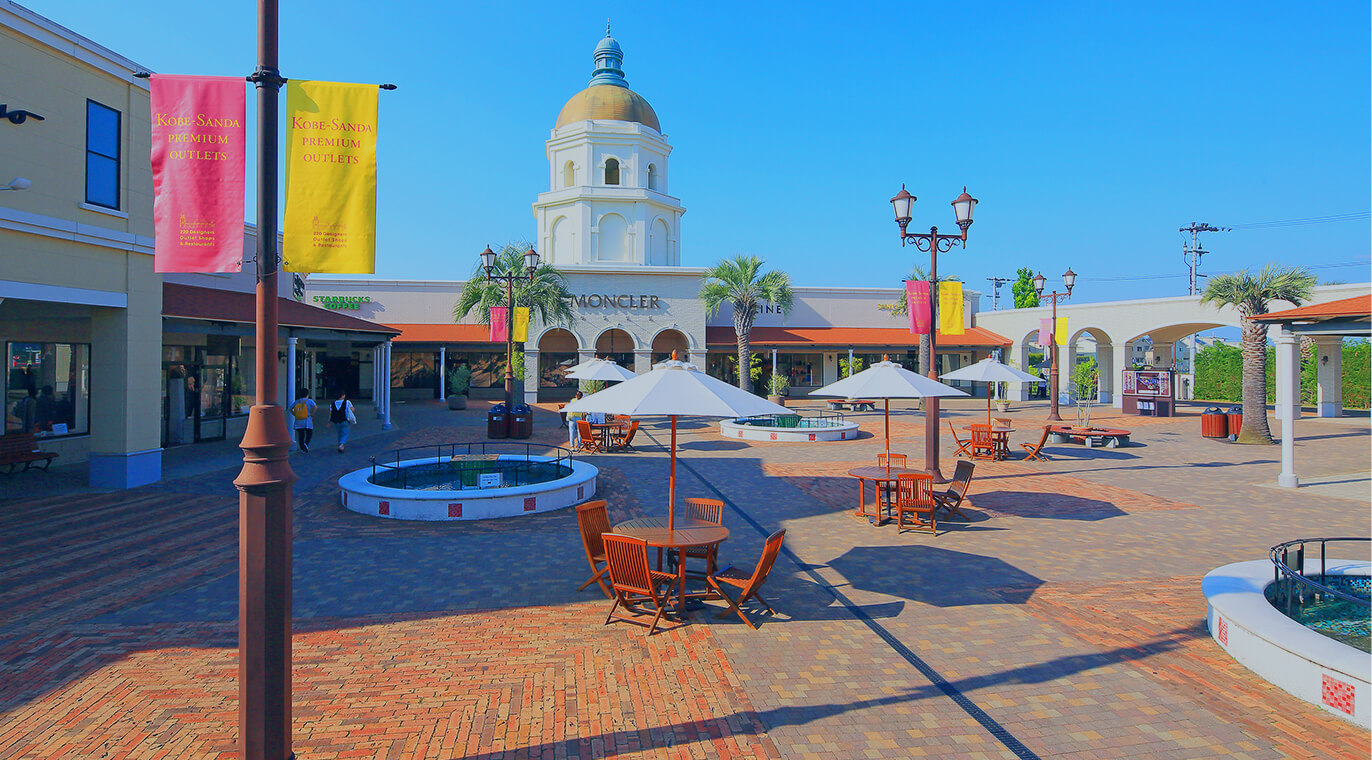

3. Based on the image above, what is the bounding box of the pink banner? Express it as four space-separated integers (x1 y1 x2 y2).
151 75 245 273
907 281 931 335
489 307 508 342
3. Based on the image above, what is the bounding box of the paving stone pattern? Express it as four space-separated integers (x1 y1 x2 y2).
0 398 1367 759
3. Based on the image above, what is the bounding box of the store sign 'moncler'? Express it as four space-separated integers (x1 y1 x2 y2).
574 294 661 309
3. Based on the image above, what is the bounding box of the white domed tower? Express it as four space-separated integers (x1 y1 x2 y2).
533 29 685 267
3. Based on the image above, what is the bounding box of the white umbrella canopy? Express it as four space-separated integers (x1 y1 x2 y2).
564 356 788 528
565 358 638 382
808 359 969 459
942 358 1045 425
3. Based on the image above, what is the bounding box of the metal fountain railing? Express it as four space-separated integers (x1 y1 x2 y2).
734 410 847 429
370 441 574 491
1269 537 1371 616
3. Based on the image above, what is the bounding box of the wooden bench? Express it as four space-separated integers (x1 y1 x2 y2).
0 432 58 474
1046 424 1131 449
826 399 877 412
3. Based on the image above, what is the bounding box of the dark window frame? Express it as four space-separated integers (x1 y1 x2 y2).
85 99 121 210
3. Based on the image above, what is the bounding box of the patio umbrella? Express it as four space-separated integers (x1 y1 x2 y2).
808 359 968 460
940 357 1045 426
562 354 788 530
565 358 638 382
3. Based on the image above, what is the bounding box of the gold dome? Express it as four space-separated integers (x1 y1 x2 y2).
555 85 660 132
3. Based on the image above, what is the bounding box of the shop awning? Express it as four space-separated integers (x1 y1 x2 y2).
1250 295 1370 325
705 325 1011 348
163 283 400 335
386 323 495 343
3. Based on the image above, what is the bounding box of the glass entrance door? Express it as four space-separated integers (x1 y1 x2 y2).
195 355 230 442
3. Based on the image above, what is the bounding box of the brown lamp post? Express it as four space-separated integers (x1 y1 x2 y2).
1032 268 1077 422
480 245 540 411
891 185 977 481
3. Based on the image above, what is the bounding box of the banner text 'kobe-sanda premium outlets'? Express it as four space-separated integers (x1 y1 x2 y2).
283 81 379 274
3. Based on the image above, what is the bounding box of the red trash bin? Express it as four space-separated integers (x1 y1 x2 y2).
1201 407 1228 438
1226 405 1242 437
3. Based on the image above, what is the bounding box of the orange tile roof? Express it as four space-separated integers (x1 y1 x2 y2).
387 323 496 343
163 284 399 335
705 325 1010 348
1250 295 1370 322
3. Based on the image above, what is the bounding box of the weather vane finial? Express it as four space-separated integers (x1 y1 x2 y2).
606 19 611 36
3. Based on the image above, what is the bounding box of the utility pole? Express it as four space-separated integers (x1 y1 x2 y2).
1180 222 1229 296
986 277 1011 309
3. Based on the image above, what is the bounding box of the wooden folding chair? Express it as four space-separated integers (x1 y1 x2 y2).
948 422 973 458
602 534 679 636
894 473 936 534
575 500 612 598
680 497 724 577
876 453 907 468
574 419 600 454
1021 426 1052 462
614 420 640 451
933 460 974 520
876 453 906 507
708 529 786 629
993 417 1012 429
969 424 998 460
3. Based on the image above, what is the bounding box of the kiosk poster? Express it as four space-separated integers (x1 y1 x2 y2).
149 75 246 273
283 81 379 273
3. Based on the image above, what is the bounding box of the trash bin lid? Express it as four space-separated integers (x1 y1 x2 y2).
491 403 507 413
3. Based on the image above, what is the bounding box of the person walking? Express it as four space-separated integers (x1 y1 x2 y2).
567 390 585 450
329 390 357 453
289 387 317 452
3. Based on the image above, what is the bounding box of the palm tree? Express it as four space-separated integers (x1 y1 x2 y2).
1201 264 1316 444
453 241 576 342
877 265 959 375
699 254 793 392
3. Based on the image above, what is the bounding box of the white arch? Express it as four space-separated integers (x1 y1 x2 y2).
561 160 575 188
549 216 571 263
592 325 637 353
595 213 629 262
649 325 696 351
648 217 670 266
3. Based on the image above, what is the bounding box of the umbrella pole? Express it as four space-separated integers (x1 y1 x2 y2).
884 399 890 464
987 387 992 426
668 415 677 532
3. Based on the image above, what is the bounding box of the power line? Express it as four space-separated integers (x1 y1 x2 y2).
1225 211 1371 230
1081 259 1370 283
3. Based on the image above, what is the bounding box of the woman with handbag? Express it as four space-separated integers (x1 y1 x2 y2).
329 390 357 453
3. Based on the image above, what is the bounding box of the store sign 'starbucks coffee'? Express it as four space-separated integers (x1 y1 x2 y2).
313 295 371 310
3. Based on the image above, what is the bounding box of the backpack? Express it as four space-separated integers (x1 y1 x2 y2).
291 400 310 420
330 400 346 423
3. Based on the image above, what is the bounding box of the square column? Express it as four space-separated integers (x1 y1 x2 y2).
88 274 162 489
523 349 540 404
1008 343 1030 401
1111 344 1129 408
634 348 652 374
1275 327 1299 488
1313 336 1343 417
1096 343 1114 404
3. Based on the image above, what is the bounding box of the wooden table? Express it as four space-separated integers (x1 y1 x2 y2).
963 426 1014 460
847 466 923 525
590 422 628 451
612 516 730 616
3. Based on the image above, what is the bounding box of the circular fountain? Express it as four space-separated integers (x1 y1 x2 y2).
1204 538 1369 727
719 411 859 442
339 442 597 521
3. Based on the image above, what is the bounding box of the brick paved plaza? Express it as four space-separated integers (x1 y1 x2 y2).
1 398 1368 759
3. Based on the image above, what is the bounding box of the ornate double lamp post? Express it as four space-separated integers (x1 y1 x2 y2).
1032 268 1077 422
891 185 977 480
479 245 540 410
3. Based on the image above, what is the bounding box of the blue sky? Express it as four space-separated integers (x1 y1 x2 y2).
23 0 1372 306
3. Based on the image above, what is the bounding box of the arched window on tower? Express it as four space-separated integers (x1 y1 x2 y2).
604 158 620 185
647 163 658 190
562 160 575 188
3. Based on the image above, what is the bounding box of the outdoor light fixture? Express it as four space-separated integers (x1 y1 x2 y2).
479 244 497 274
1035 268 1078 422
0 177 31 191
524 246 540 275
478 244 540 418
889 183 979 482
951 187 977 238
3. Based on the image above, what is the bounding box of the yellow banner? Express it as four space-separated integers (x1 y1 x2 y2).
1056 316 1068 346
513 307 529 342
938 281 965 335
284 81 378 273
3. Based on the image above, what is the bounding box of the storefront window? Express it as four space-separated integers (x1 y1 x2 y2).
234 342 257 415
445 351 505 389
6 342 90 437
392 351 437 389
539 352 577 388
777 352 823 387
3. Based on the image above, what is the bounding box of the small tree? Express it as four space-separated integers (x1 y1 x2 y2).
448 364 472 396
699 254 793 392
1071 357 1099 402
1012 267 1041 308
839 356 866 378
